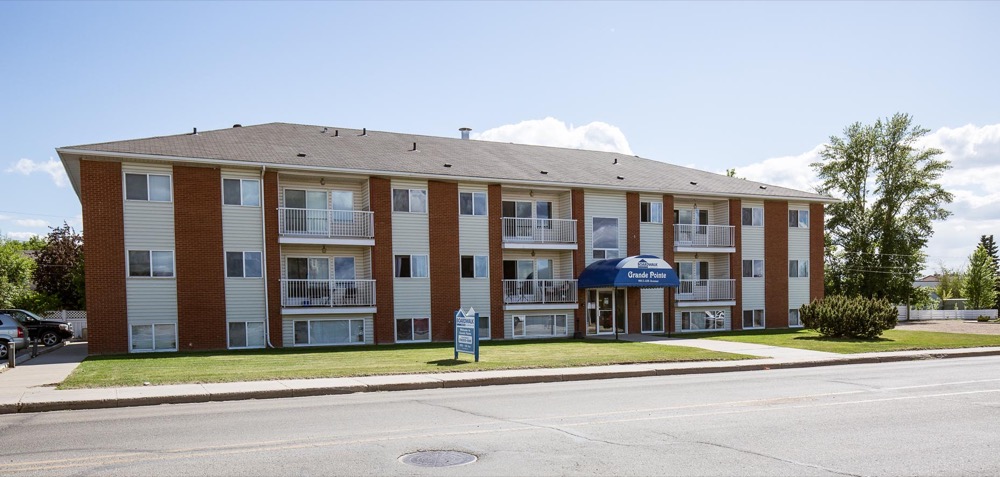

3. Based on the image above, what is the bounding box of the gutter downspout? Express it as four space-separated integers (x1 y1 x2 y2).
261 165 275 348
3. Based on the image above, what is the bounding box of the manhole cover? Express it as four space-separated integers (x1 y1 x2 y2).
399 450 477 468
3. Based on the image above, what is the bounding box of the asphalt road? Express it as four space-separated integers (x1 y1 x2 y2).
2 357 999 476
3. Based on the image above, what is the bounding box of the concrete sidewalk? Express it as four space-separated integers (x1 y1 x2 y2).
2 339 1000 415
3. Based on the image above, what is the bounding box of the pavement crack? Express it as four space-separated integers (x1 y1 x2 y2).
691 440 861 477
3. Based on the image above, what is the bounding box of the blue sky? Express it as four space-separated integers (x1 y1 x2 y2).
2 1 998 271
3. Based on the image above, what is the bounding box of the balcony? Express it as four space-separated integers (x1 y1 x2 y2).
502 218 577 249
280 279 376 314
278 208 374 246
676 279 736 306
503 279 578 309
674 224 735 252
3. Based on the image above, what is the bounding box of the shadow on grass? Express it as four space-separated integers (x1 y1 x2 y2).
426 359 473 367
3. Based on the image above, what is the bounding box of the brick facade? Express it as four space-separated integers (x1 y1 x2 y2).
263 170 283 346
662 194 675 334
626 192 641 333
428 181 460 341
488 184 505 339
80 160 128 354
572 189 586 336
173 165 227 350
729 198 743 330
764 200 789 328
370 177 395 343
810 203 825 302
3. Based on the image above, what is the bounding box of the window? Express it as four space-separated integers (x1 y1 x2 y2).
640 202 663 224
741 207 763 227
789 309 802 327
479 315 491 341
789 259 809 278
789 209 809 228
223 178 261 206
294 319 364 345
125 173 171 202
681 310 725 331
461 255 489 278
228 321 265 348
513 314 568 338
459 192 487 216
393 188 427 213
593 217 619 259
742 309 765 329
742 259 764 278
226 251 263 278
641 312 664 333
128 250 174 278
130 323 176 352
395 318 430 342
394 255 429 278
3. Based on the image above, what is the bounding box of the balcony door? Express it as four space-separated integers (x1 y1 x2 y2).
674 209 709 244
285 189 328 234
502 200 553 238
286 257 330 304
677 261 709 298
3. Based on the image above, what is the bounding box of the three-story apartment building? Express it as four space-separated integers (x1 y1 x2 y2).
57 123 831 354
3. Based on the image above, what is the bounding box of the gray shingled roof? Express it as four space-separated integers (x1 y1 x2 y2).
59 122 832 201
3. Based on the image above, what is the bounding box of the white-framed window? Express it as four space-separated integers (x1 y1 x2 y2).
789 309 802 327
294 319 365 345
789 209 809 228
513 314 568 338
228 321 266 349
789 259 809 278
461 255 489 278
459 192 487 216
742 259 764 278
394 255 429 278
674 208 708 226
395 317 430 342
742 309 765 329
125 173 172 202
741 207 763 227
641 312 664 333
130 323 177 352
479 315 491 341
682 310 726 331
640 202 663 224
128 250 175 278
226 251 263 278
592 217 619 259
392 188 427 213
223 178 261 206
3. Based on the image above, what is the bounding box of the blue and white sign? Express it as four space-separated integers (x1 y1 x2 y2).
454 307 480 362
577 255 680 289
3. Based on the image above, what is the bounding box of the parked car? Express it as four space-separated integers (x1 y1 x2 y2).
0 309 73 347
0 313 28 360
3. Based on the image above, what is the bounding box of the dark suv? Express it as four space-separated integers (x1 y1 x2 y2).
0 309 74 347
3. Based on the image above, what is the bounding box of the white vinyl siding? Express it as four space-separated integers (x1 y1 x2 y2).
281 314 374 346
789 203 811 312
501 189 570 220
641 288 665 315
222 169 267 323
391 179 431 319
741 200 766 312
277 175 368 211
639 194 664 256
459 184 491 314
585 190 627 266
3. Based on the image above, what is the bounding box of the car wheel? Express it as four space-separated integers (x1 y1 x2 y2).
0 340 8 360
41 331 61 347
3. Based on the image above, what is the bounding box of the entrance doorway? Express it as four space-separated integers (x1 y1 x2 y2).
586 288 626 335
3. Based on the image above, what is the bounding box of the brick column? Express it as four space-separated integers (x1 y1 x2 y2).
764 200 789 328
173 165 227 350
80 160 128 354
263 170 283 346
429 181 460 341
626 192 641 333
370 177 395 343
729 199 743 330
572 189 586 336
662 194 675 334
810 203 825 302
488 184 505 339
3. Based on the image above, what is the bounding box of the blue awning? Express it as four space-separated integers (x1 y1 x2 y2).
577 255 680 289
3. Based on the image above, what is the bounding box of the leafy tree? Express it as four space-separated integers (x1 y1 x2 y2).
979 235 1000 309
33 223 84 309
813 113 953 303
964 244 997 310
0 234 40 309
935 265 965 301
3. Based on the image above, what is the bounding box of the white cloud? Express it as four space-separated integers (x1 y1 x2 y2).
14 219 48 228
736 144 825 193
4 231 40 241
6 158 69 188
473 117 633 155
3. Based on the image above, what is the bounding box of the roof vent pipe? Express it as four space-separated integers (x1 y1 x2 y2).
233 124 242 128
411 142 417 151
192 127 198 135
613 158 618 165
361 128 367 136
334 130 339 137
459 127 471 140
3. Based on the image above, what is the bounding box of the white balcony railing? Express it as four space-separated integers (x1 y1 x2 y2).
674 224 735 248
281 279 376 308
278 208 374 239
503 279 578 304
676 279 736 302
502 217 577 244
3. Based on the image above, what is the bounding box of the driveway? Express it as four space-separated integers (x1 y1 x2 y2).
896 319 1000 335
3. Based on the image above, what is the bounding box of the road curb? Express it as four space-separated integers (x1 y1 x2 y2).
9 347 1000 414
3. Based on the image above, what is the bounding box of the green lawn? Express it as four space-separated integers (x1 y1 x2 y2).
684 328 1000 354
61 339 751 389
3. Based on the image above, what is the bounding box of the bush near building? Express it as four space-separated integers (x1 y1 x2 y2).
800 295 898 339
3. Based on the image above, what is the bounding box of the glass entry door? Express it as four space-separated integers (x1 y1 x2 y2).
587 289 627 335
